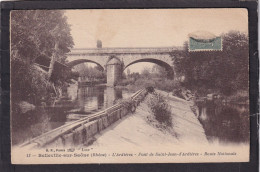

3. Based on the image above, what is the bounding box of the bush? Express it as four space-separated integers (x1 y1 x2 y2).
172 88 185 99
146 86 155 93
155 79 175 92
11 61 55 105
174 31 248 97
120 77 177 94
119 98 135 112
148 92 172 126
117 78 135 86
228 90 249 103
135 78 156 88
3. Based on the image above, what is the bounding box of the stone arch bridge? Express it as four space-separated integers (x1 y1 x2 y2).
66 47 182 86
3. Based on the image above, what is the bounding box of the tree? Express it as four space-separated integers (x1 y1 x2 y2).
11 10 74 103
141 67 152 78
173 31 248 96
152 65 168 78
127 68 131 76
11 11 73 65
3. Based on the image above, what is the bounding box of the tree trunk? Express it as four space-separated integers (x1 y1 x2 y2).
48 43 58 80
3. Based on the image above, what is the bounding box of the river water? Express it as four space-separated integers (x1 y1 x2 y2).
12 85 249 146
11 84 134 145
197 100 250 144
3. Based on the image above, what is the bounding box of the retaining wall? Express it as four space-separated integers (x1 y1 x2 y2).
44 90 147 148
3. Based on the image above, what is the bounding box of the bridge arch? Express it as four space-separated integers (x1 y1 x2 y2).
67 59 105 71
123 58 174 79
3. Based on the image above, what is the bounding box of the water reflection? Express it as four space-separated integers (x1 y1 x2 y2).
72 86 124 114
77 86 105 113
105 87 122 107
12 84 133 145
12 107 66 145
197 100 249 144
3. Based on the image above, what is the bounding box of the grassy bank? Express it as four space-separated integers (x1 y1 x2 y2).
147 92 173 127
117 76 249 105
117 77 176 93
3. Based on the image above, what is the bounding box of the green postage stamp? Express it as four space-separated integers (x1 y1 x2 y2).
188 31 222 51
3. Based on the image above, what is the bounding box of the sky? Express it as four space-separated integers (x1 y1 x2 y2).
65 9 248 72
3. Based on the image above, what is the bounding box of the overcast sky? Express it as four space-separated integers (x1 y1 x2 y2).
65 9 248 72
66 9 248 48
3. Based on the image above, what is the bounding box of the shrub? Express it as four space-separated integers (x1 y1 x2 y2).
121 77 177 94
117 78 135 86
146 86 155 93
11 61 55 105
155 79 175 92
118 98 135 112
135 78 156 88
228 90 249 103
172 88 185 99
148 92 172 126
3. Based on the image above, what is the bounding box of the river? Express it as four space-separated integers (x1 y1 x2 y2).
12 85 250 146
11 84 134 145
197 100 250 144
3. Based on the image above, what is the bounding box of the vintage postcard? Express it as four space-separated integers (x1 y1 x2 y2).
10 9 249 164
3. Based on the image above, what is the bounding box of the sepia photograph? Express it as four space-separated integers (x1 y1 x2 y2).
10 9 250 164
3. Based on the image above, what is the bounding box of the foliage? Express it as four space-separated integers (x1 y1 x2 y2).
173 31 248 96
227 90 249 103
172 88 185 99
11 63 54 104
119 98 135 112
126 68 131 76
148 92 172 126
152 65 168 78
155 79 175 92
135 78 156 88
141 67 152 78
11 10 74 64
122 64 176 92
117 78 135 86
74 63 105 80
121 77 176 93
11 10 74 104
127 72 140 81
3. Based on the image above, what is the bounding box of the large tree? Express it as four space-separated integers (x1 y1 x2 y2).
173 31 248 96
11 10 74 64
11 10 74 103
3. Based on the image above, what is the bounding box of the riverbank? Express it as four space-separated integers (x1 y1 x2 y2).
82 90 249 163
89 90 208 149
116 76 249 105
12 89 250 164
116 77 176 93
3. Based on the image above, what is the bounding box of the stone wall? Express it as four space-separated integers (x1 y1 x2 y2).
21 89 147 149
47 105 129 148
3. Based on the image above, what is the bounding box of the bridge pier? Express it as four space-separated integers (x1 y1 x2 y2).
106 58 122 87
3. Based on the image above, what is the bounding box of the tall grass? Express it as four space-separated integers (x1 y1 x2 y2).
118 77 176 93
148 92 172 127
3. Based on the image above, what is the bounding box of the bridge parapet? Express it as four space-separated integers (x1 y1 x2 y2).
68 46 183 55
